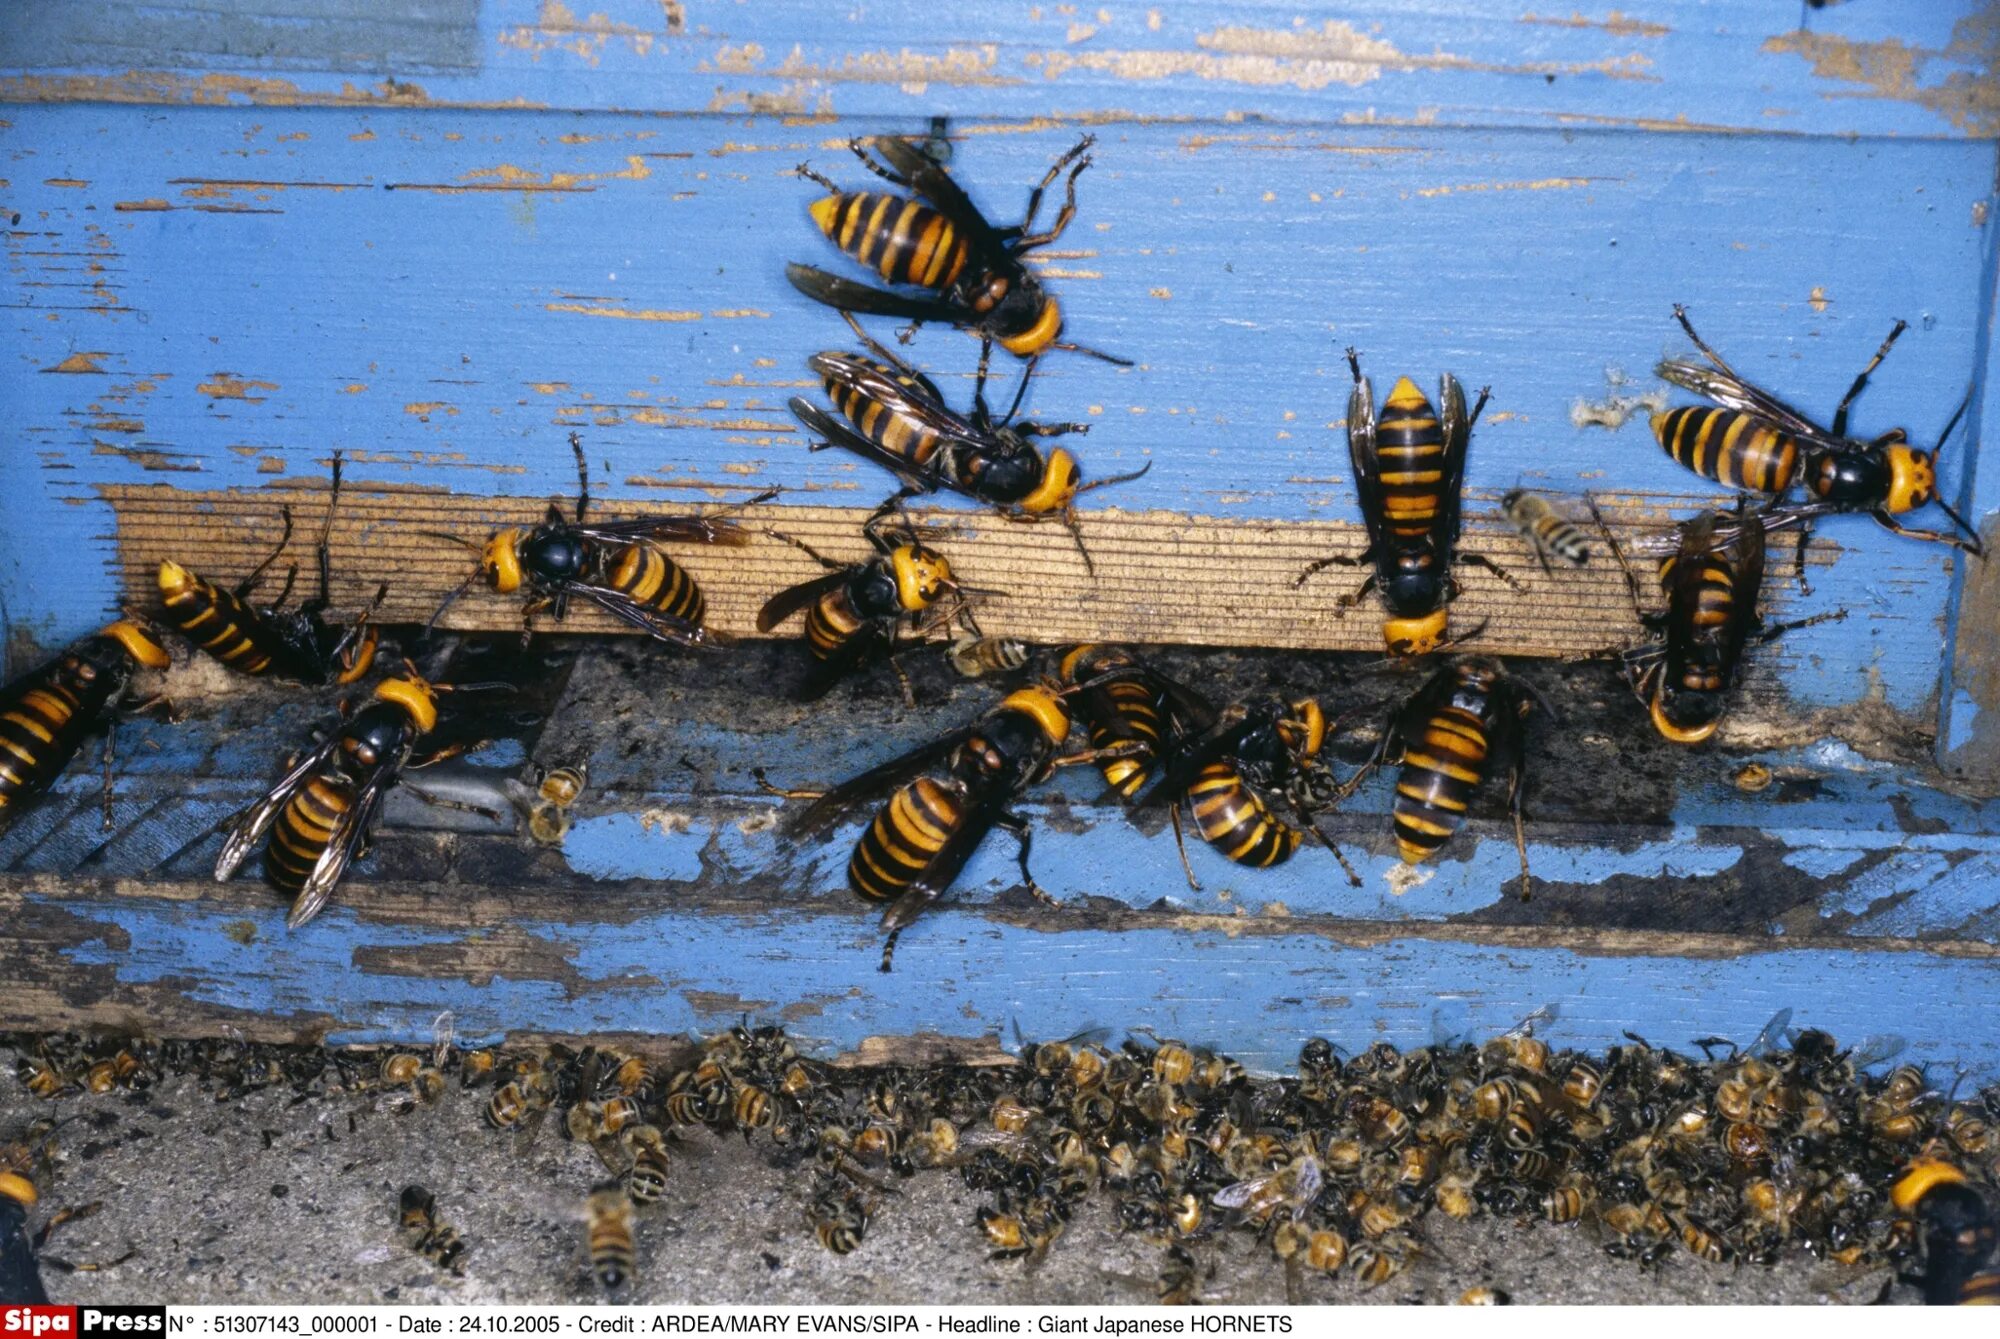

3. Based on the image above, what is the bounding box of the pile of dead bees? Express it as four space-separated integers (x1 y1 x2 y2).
7 1019 1997 1304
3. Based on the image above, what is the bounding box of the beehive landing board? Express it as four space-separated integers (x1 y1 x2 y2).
0 642 1995 1077
3 2 1999 1063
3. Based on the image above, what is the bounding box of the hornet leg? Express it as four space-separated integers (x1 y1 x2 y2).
1830 320 1908 438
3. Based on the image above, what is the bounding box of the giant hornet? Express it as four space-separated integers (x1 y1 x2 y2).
789 133 1127 391
790 315 1148 571
1335 657 1547 899
429 434 759 647
1051 646 1358 887
1297 350 1516 656
0 619 170 835
215 667 495 928
1602 499 1843 745
1653 305 1984 575
155 450 385 686
1888 1158 1999 1306
781 680 1136 972
756 513 983 702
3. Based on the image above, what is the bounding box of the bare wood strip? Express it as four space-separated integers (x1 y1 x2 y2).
99 483 1810 658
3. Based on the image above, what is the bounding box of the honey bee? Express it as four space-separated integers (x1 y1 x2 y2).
1156 1244 1202 1305
1674 1212 1731 1263
1482 1004 1558 1076
990 1096 1036 1136
623 1125 671 1206
1269 1220 1336 1304
459 1049 498 1089
1562 1059 1603 1111
978 1202 1064 1263
912 1117 961 1168
1351 1234 1415 1288
1212 1150 1322 1226
16 1052 75 1101
1354 1191 1411 1239
662 1087 711 1128
524 762 587 846
1456 1287 1511 1305
1542 1174 1591 1224
398 1185 467 1275
1946 1104 1994 1157
585 1184 637 1292
810 1183 872 1255
1433 1165 1480 1221
485 1068 556 1145
729 1083 775 1137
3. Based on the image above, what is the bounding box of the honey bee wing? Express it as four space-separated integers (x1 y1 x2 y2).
789 730 972 837
1292 1155 1323 1207
214 735 342 882
569 518 754 548
1654 360 1830 446
431 1011 455 1067
871 136 1005 253
287 750 402 930
757 570 853 633
1848 1035 1908 1071
786 263 962 322
1211 1174 1277 1210
568 584 734 651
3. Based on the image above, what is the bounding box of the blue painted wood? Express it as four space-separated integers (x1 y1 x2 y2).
13 877 1999 1078
2 108 1993 720
2 1 1994 139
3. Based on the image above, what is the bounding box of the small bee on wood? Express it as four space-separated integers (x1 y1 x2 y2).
1502 489 1591 571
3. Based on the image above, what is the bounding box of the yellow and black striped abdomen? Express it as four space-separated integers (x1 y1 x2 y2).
1376 380 1447 538
1186 763 1299 867
1651 407 1798 495
826 366 946 472
158 564 279 674
815 193 970 291
265 773 355 895
0 676 96 817
1089 680 1161 798
1392 706 1489 864
606 542 705 627
586 1188 637 1291
804 587 866 661
849 776 963 903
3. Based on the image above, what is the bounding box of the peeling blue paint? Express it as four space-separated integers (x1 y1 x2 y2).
1782 847 1870 881
36 890 2000 1079
561 812 707 884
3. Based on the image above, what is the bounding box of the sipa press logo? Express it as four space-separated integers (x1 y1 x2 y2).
2 1308 76 1338
77 1312 165 1336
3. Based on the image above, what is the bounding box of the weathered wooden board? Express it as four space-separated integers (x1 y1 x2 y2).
9 871 2000 1077
3 109 1992 723
92 483 1852 665
2 0 1995 138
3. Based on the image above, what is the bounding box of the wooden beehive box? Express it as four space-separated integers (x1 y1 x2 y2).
2 1 1998 1074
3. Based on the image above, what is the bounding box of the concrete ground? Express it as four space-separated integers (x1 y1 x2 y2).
4 1068 1898 1306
